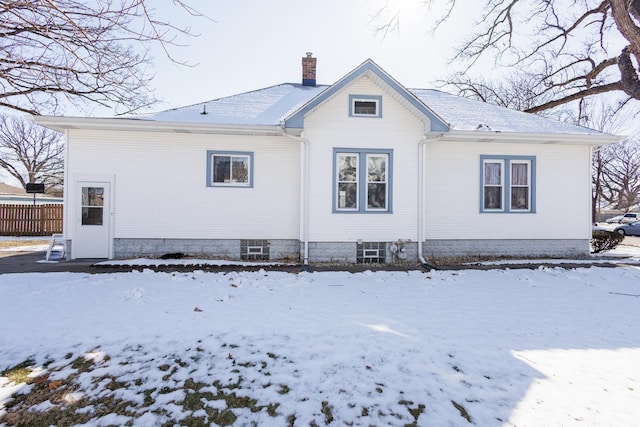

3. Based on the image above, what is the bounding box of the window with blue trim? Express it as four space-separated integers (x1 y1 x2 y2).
334 148 392 213
481 155 536 213
349 95 382 118
207 150 253 188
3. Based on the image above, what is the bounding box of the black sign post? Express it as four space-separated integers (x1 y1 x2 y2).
26 183 45 206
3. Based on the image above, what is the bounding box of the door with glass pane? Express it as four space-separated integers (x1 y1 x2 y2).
74 182 111 258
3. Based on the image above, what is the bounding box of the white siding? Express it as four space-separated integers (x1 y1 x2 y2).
424 140 592 239
304 75 426 242
62 75 595 251
66 129 299 240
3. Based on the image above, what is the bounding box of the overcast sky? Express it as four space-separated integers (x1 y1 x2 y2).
135 0 481 114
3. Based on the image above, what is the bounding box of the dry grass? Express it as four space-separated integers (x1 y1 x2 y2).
0 347 450 426
0 240 48 249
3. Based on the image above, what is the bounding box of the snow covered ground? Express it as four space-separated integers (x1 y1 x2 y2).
1 264 639 425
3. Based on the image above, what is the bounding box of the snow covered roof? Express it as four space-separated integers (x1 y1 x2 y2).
32 59 619 142
411 89 602 135
143 83 604 136
146 83 329 127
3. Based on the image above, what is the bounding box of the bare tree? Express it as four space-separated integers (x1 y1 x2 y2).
0 114 63 193
418 0 640 114
598 139 640 211
438 69 578 120
582 98 640 219
0 0 205 115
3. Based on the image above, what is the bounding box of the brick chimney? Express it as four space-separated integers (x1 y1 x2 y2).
302 52 316 86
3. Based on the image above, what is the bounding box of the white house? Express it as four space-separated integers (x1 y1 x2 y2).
33 55 621 266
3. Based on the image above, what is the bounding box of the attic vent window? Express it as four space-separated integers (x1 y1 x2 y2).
349 95 382 118
355 100 376 114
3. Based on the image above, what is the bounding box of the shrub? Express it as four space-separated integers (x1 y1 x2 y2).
591 230 624 253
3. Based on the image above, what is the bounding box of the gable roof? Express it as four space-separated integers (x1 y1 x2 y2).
284 59 449 132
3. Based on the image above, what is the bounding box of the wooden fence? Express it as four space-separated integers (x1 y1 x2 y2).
0 204 63 236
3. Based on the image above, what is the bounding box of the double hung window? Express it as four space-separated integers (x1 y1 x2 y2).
334 148 392 213
481 156 535 213
207 151 253 188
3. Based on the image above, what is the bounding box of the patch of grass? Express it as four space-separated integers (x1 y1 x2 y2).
1 359 35 384
1 346 440 426
158 386 173 394
224 392 260 411
452 400 472 423
182 379 215 412
105 378 128 391
183 378 207 392
177 415 208 427
399 400 426 426
0 375 140 427
266 402 280 416
277 384 290 395
182 391 205 411
161 365 177 381
142 388 156 406
70 356 94 373
321 401 334 424
206 407 237 426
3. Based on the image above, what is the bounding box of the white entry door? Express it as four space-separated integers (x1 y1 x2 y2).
74 182 111 258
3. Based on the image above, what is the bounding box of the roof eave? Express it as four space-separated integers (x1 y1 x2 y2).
439 130 622 145
30 116 283 136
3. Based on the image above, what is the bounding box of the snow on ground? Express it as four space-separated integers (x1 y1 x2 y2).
1 265 639 426
97 258 295 267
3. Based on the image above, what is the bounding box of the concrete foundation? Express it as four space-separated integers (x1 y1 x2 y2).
99 238 589 262
423 239 589 259
113 238 300 261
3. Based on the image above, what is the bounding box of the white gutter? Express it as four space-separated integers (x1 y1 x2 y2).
440 130 621 146
282 129 310 270
30 115 283 136
418 132 444 269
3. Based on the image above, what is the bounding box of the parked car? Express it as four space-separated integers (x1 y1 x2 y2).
606 215 625 223
614 221 640 236
606 213 640 224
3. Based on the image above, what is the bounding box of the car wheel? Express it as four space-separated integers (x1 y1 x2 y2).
617 229 626 236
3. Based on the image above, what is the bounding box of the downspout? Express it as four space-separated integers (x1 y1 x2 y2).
418 132 443 271
63 128 70 260
282 127 310 271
